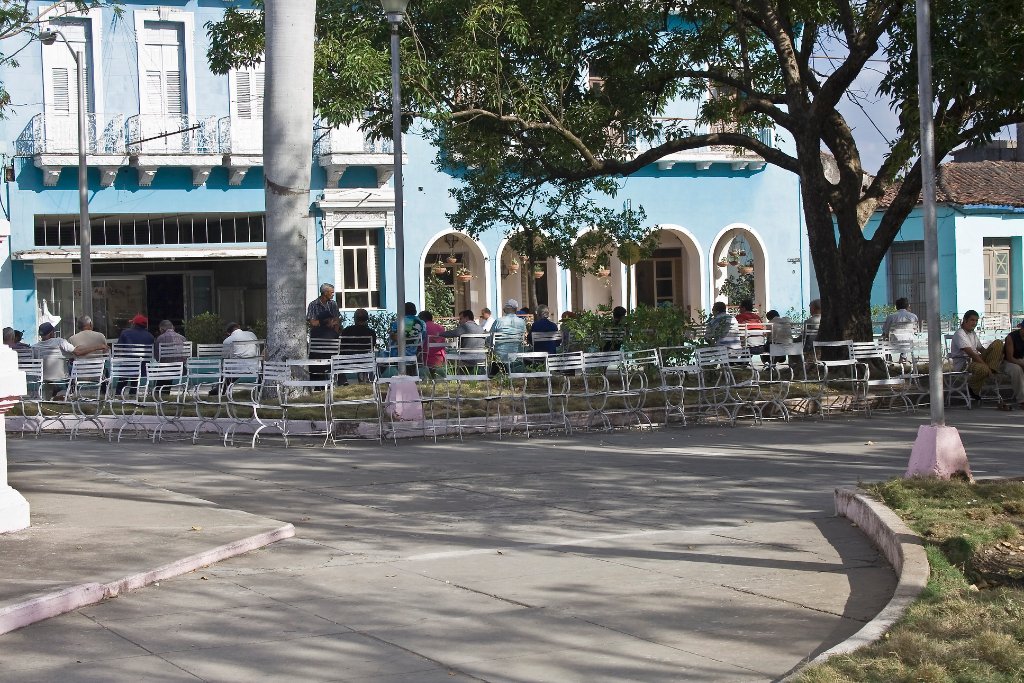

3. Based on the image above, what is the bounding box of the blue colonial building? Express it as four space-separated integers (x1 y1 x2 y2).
22 1 1019 341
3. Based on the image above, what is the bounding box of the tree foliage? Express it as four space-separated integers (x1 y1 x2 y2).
208 0 1024 339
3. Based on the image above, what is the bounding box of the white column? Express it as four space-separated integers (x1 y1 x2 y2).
0 345 29 533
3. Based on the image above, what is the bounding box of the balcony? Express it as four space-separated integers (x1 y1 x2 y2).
14 112 405 188
15 113 128 186
314 121 404 188
633 118 772 172
126 114 221 186
217 116 262 185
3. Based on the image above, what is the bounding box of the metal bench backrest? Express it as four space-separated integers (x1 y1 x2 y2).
112 343 154 362
546 351 584 374
195 343 224 357
309 338 341 356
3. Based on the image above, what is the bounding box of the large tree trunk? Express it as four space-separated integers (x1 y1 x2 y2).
263 0 316 361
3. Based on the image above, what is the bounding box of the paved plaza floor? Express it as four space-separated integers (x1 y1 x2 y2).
1 409 1020 682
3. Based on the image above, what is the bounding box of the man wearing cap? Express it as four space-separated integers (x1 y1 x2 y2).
33 322 107 398
118 314 155 346
1002 320 1024 408
489 299 527 364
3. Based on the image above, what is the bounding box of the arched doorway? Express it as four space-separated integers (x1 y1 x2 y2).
497 240 555 313
421 232 487 319
634 227 703 316
710 225 768 313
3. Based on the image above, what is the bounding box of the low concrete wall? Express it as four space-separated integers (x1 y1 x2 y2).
804 488 930 667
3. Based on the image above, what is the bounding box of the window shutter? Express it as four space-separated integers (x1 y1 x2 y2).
235 71 252 118
145 71 163 114
165 70 183 117
52 67 71 113
254 71 265 118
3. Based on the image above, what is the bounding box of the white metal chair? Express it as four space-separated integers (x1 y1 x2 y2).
656 346 699 426
195 343 224 357
500 352 568 438
187 357 224 442
16 358 45 437
810 340 865 417
67 358 108 439
117 361 186 442
222 358 265 445
327 353 382 444
445 348 499 439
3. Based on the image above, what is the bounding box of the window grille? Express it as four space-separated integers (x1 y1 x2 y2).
33 214 266 247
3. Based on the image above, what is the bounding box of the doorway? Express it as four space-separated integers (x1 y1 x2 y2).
146 274 185 328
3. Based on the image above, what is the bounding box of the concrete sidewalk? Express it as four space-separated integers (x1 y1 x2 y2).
0 409 1019 682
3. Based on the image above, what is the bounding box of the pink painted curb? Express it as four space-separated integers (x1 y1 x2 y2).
0 523 294 636
784 488 929 679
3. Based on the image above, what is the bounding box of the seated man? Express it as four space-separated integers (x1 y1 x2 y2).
441 309 485 349
950 310 1004 399
154 320 189 361
735 299 763 327
527 305 560 354
33 322 107 398
389 302 425 358
705 302 740 349
1001 320 1024 408
68 316 109 359
882 298 919 338
602 306 627 351
489 299 527 372
340 308 378 354
118 314 155 346
223 323 260 359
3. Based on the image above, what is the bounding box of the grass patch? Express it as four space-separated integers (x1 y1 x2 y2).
796 478 1024 682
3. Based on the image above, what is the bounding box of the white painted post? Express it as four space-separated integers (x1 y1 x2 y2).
0 345 29 533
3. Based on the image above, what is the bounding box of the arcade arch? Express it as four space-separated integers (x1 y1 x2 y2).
710 225 769 313
420 232 487 317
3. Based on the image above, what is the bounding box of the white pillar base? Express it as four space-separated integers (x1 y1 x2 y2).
905 424 972 480
0 485 30 534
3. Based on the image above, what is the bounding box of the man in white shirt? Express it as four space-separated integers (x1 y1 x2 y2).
33 322 107 398
950 309 1004 398
705 302 740 349
223 323 260 358
881 298 919 338
489 300 526 363
478 307 494 332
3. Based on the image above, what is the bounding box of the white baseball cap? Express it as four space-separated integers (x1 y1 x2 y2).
505 299 519 310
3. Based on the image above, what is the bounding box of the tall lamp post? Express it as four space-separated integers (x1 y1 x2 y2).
380 0 410 367
39 28 92 321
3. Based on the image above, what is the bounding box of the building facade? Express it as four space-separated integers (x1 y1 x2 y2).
1 1 824 342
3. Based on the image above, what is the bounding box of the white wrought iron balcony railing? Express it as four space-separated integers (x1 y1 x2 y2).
313 121 394 156
15 113 126 156
631 117 774 170
125 114 220 155
217 116 263 155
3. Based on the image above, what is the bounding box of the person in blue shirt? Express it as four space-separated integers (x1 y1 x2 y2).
117 314 155 346
389 301 425 357
527 305 560 354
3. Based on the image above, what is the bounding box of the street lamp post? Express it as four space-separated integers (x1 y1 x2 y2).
380 0 410 369
39 28 92 321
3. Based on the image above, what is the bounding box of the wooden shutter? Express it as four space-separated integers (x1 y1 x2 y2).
52 67 71 113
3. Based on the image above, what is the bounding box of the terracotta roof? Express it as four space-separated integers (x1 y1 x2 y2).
880 160 1024 209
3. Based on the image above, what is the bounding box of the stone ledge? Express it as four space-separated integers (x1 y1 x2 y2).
784 487 929 678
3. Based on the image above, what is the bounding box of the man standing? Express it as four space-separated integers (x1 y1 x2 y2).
442 310 486 349
478 307 494 332
154 320 189 361
307 283 340 329
881 298 919 338
33 322 106 397
68 316 108 358
950 310 1004 399
118 314 155 346
224 323 260 359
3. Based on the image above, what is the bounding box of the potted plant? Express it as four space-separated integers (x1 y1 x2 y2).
533 262 546 279
716 257 728 267
432 260 448 276
727 250 740 266
740 259 754 274
596 265 611 277
445 254 458 265
594 255 611 277
507 256 520 274
455 267 473 282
